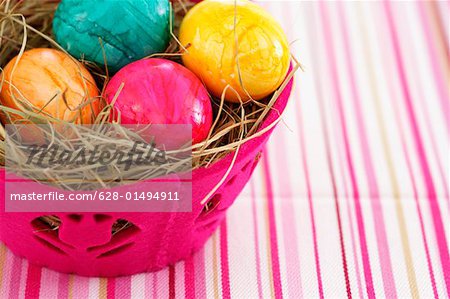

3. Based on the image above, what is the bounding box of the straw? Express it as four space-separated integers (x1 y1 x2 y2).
0 0 300 195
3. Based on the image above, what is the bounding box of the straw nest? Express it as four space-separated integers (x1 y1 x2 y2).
0 0 300 192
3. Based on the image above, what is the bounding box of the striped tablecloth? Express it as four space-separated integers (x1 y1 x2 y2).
1 1 449 298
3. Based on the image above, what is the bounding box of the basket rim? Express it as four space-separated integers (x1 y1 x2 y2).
0 67 294 178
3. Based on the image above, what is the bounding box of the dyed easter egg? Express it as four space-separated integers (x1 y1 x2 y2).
180 0 290 102
53 0 170 72
105 59 212 144
0 48 100 124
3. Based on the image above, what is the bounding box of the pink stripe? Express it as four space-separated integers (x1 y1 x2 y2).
152 273 158 299
220 219 231 299
437 1 450 39
417 95 450 210
398 117 439 299
38 269 59 298
377 6 439 295
336 4 379 198
357 2 439 296
24 264 42 298
415 2 450 212
332 108 365 299
419 0 450 211
296 11 354 294
144 273 152 298
317 3 378 298
342 171 363 298
175 264 185 298
169 265 175 299
194 248 206 299
304 4 364 297
417 1 450 135
262 23 303 299
107 278 115 299
327 79 364 299
57 274 70 298
261 149 283 298
115 276 131 299
71 276 89 299
184 256 196 299
9 256 22 299
273 130 303 298
334 3 399 298
18 260 27 299
297 110 324 299
399 2 450 210
384 1 450 295
250 181 264 299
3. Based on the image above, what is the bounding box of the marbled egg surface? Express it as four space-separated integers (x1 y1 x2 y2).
0 48 100 124
105 59 212 144
180 0 290 102
53 0 170 72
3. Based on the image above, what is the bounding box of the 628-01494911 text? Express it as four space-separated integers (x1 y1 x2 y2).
9 191 180 201
98 191 180 201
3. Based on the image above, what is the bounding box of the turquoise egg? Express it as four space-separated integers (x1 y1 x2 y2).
53 0 170 72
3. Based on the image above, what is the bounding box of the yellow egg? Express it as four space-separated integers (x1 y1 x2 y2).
179 0 290 102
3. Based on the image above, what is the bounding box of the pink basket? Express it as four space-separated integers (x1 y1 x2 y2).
0 75 293 277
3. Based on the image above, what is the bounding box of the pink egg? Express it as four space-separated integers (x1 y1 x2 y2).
105 58 213 144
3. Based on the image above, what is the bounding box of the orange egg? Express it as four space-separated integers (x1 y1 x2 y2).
0 48 101 124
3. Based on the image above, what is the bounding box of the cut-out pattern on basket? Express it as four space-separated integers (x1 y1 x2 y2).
30 215 140 258
33 235 67 255
97 242 135 259
242 160 253 173
87 219 140 258
32 215 61 233
94 214 112 223
31 216 72 254
226 175 237 186
200 194 222 216
67 214 83 222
